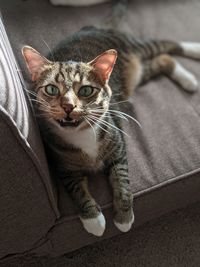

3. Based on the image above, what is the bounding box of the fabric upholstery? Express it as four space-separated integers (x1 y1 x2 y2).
0 16 59 259
49 0 110 6
1 0 200 259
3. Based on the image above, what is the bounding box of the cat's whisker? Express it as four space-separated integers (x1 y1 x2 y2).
89 115 130 137
26 92 38 100
32 103 59 114
109 100 130 106
87 116 111 135
28 94 50 106
83 116 97 142
35 104 60 113
85 99 96 108
89 110 127 121
90 113 111 119
29 98 51 108
24 89 39 98
90 108 141 128
90 109 128 121
108 109 142 128
34 113 49 118
42 38 55 61
38 106 61 115
111 93 123 97
89 114 128 137
32 101 60 111
24 88 36 94
105 111 128 121
24 89 50 105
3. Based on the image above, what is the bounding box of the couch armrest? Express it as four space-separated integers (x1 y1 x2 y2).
0 17 59 259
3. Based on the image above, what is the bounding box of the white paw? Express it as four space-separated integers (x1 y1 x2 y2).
180 42 200 59
172 62 198 92
80 212 106 236
179 72 198 92
114 213 135 233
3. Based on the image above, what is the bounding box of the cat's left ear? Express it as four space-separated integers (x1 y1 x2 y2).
89 49 117 83
22 46 53 81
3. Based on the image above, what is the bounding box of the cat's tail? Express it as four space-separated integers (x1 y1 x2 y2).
139 40 200 60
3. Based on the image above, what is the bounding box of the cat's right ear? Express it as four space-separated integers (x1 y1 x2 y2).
88 49 117 83
22 46 52 81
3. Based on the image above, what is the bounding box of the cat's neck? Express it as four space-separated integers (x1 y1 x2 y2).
62 126 98 158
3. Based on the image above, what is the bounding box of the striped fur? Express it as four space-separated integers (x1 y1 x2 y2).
22 27 200 236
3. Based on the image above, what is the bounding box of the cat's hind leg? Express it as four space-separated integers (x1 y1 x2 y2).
180 42 200 59
143 54 198 92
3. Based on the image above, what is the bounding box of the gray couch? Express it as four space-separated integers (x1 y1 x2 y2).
1 0 200 261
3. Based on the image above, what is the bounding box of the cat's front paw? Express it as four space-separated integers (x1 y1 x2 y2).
80 212 106 236
114 209 134 233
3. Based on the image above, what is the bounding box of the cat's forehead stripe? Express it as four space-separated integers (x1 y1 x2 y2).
59 63 65 81
69 69 76 81
49 61 95 88
55 70 65 83
63 62 88 83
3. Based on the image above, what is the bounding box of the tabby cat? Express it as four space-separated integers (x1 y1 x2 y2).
22 26 200 236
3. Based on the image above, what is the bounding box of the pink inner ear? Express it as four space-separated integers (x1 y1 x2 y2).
22 46 51 81
23 49 45 73
91 50 117 81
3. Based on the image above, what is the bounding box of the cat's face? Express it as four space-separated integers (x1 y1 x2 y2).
22 46 117 131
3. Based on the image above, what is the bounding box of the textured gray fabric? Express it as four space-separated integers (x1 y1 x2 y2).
49 0 110 6
0 16 59 258
0 18 29 138
1 0 200 260
1 202 200 267
0 17 59 216
0 115 56 258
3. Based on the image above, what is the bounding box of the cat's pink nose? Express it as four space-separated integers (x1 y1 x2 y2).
63 103 74 114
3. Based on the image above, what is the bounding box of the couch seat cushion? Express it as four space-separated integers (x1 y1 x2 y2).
1 0 200 256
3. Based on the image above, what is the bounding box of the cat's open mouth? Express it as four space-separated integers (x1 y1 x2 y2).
56 117 83 127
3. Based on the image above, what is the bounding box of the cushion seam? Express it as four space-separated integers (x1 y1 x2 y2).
55 166 200 224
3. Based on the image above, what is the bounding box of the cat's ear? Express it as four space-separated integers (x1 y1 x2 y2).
22 46 52 81
89 49 117 83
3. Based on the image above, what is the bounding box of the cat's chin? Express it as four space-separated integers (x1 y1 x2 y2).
56 117 84 128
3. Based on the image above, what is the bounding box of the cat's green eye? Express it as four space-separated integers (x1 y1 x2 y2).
78 86 94 97
45 85 59 96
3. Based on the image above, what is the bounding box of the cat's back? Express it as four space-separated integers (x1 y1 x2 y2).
49 26 134 62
